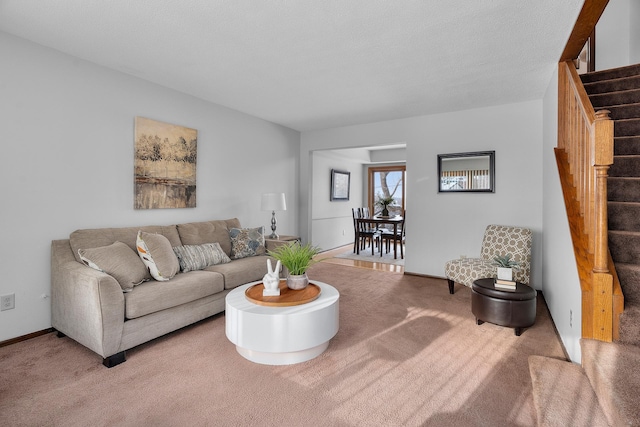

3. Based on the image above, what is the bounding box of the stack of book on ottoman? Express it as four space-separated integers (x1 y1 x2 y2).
494 278 516 291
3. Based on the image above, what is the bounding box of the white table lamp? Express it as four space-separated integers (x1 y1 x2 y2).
261 193 287 239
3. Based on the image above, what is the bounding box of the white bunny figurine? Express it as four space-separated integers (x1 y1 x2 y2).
262 259 281 296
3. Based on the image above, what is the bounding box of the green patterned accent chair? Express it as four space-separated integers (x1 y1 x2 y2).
444 224 532 294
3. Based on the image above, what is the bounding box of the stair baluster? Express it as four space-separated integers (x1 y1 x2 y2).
557 60 622 342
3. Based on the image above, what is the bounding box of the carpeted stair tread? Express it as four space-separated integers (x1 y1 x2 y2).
619 306 640 347
580 63 640 83
583 65 640 350
609 155 640 177
608 201 640 230
612 263 640 304
608 177 640 201
609 230 640 263
602 103 640 120
615 118 640 137
589 89 640 109
581 339 640 426
582 75 640 94
528 355 609 427
613 136 640 155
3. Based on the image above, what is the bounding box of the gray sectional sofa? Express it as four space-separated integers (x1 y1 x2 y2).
51 218 276 367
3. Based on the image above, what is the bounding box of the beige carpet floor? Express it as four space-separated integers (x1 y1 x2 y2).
0 262 566 426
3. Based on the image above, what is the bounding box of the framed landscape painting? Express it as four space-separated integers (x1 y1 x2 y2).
134 117 197 209
330 169 350 201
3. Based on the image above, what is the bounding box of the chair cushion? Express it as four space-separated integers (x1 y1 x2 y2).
176 219 240 256
444 258 497 288
69 225 181 264
124 270 225 319
205 255 270 290
479 224 532 283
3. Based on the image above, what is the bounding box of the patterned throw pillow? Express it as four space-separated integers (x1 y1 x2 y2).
229 227 265 259
78 241 150 291
136 230 180 281
172 242 231 273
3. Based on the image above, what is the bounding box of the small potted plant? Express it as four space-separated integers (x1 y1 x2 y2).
376 195 395 217
493 253 520 281
267 241 321 290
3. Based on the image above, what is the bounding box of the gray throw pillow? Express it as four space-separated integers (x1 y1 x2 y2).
78 241 150 291
172 242 231 273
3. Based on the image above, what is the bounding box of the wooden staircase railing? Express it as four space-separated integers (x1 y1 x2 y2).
556 60 623 341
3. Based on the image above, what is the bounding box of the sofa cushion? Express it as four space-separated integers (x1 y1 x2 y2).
70 225 181 264
78 241 151 291
229 227 265 259
172 242 231 273
136 231 180 281
205 255 271 290
176 219 240 256
124 270 225 319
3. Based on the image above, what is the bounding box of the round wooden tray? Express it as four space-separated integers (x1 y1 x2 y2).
245 280 321 307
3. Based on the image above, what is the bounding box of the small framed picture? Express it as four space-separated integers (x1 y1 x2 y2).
330 169 350 201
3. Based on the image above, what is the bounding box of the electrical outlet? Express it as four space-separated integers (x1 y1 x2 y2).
342 229 346 236
1 293 15 311
569 309 573 328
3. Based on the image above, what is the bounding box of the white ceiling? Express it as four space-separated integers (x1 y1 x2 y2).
0 1 584 132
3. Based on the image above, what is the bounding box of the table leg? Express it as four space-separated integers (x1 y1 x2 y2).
393 223 398 259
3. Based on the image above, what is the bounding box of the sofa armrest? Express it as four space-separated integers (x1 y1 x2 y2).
51 240 125 358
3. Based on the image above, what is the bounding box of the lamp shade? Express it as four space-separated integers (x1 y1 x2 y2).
261 193 287 211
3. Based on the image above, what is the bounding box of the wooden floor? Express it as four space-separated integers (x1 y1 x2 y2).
315 244 404 273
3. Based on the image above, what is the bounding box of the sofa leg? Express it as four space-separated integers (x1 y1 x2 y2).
447 279 455 294
515 328 522 337
103 351 126 368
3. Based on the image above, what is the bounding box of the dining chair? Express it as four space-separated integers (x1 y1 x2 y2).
378 212 405 258
354 208 379 255
351 208 359 253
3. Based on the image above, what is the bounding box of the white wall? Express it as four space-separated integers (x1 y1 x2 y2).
310 151 363 251
301 100 544 286
0 32 300 342
541 66 583 362
596 0 640 70
631 0 640 64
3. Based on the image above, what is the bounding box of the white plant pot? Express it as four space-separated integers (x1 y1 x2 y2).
286 273 309 290
497 267 513 281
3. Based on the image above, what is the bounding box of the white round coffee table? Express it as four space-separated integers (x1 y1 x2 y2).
225 280 339 365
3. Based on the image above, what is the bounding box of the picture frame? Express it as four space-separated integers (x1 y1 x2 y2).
134 117 197 209
330 169 351 201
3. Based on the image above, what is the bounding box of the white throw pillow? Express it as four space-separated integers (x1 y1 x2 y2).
136 230 180 281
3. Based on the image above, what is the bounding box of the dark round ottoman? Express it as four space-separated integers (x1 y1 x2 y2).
471 278 537 336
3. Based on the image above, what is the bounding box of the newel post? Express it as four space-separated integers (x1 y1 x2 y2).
592 110 614 341
593 110 613 273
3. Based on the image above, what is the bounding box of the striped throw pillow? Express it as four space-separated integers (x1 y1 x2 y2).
172 242 231 273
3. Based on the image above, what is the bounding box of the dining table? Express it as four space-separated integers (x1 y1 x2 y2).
355 215 404 259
